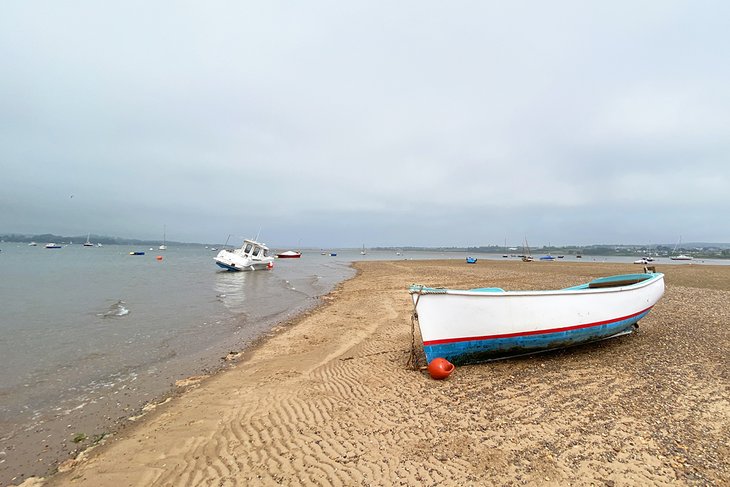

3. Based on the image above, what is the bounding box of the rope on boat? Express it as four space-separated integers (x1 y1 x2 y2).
407 286 424 370
409 285 448 294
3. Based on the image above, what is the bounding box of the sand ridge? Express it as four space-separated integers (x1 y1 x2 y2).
40 260 729 486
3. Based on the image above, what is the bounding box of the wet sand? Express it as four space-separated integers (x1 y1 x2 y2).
27 260 730 486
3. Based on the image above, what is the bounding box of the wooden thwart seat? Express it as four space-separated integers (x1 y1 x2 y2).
588 275 650 289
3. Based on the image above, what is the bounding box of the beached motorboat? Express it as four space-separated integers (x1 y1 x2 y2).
466 257 478 264
277 250 302 259
634 258 649 264
409 271 664 365
214 239 274 271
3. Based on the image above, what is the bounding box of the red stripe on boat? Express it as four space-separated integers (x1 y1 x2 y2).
423 305 654 346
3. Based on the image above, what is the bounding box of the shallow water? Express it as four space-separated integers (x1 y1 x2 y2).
0 244 357 483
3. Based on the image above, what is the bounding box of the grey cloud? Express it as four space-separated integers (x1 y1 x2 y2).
1 1 729 247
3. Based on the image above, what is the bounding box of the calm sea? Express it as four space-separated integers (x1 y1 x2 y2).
0 243 725 483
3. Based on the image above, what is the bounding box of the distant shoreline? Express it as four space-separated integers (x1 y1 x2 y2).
2 235 729 260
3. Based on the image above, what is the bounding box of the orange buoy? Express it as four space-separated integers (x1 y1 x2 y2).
156 255 163 261
427 358 455 380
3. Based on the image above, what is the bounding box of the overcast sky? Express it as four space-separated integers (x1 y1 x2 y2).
1 1 728 248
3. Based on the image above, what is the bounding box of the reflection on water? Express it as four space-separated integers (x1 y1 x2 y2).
215 270 251 312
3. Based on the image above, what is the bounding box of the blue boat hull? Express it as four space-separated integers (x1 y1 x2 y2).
423 308 651 364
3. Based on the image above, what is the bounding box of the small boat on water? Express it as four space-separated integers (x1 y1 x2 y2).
277 250 302 259
45 243 62 249
214 238 274 271
29 242 38 246
330 253 337 256
670 254 693 261
83 234 94 247
159 225 167 250
466 257 478 264
539 255 556 261
670 236 692 261
129 251 145 255
409 270 665 365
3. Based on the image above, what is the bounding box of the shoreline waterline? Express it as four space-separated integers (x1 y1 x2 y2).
0 246 357 485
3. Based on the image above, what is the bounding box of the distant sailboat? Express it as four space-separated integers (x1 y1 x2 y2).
83 234 94 247
360 244 367 255
159 226 167 250
521 238 534 262
670 236 692 261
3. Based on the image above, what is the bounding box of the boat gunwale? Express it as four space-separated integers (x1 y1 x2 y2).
409 273 664 298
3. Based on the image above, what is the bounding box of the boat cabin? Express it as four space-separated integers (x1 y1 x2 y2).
241 239 269 258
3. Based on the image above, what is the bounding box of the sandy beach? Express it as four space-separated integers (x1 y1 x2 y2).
27 260 729 486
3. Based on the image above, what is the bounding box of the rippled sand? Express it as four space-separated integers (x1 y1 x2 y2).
36 260 729 486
